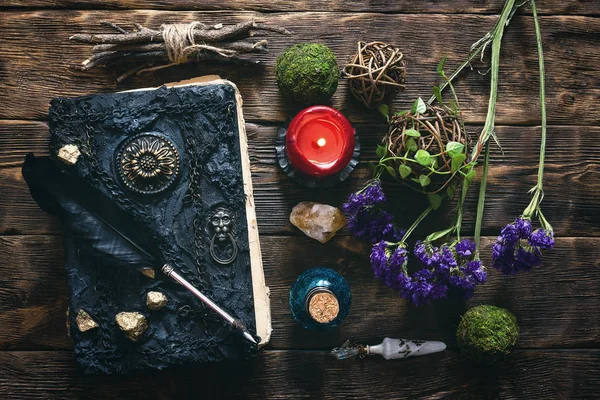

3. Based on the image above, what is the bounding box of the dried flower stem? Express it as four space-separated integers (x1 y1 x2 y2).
474 142 490 252
425 0 521 249
430 0 523 252
522 0 552 231
402 204 434 242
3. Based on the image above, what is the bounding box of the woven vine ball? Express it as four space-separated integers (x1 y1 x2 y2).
383 104 472 195
342 41 406 108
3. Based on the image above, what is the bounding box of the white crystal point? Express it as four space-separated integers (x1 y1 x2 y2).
367 337 447 360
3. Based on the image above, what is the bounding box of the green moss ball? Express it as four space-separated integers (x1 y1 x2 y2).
457 305 519 365
275 43 339 106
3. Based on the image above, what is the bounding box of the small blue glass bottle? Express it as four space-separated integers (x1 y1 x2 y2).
289 267 351 330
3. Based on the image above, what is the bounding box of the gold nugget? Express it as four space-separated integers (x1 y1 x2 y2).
57 144 81 166
141 268 155 279
115 312 148 342
146 291 168 310
75 309 99 332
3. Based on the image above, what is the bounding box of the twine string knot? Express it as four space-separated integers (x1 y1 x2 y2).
161 21 235 64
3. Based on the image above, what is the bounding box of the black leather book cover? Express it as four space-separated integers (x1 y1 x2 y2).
23 79 270 374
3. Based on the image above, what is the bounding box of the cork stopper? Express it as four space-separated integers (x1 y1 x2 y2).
307 290 339 323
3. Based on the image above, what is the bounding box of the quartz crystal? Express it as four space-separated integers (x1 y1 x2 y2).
146 291 168 310
115 312 148 342
289 201 347 243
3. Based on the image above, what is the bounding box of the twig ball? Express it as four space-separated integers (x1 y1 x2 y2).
383 103 470 195
456 305 520 365
343 41 406 108
276 43 339 106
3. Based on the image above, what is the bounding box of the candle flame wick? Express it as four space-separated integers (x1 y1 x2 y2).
317 138 326 147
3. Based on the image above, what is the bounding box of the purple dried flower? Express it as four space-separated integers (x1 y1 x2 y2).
347 209 404 243
529 228 555 250
440 246 458 269
342 181 386 216
447 259 488 300
515 247 542 271
371 237 487 306
370 240 389 280
411 239 487 303
370 241 411 295
344 181 404 243
410 269 448 306
389 246 408 269
466 260 488 284
497 218 532 247
414 240 441 268
492 218 554 275
455 239 476 258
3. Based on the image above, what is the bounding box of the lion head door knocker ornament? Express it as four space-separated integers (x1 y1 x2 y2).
116 133 180 195
209 207 238 265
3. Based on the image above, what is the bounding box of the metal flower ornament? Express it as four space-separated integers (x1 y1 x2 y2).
344 0 552 305
118 134 180 195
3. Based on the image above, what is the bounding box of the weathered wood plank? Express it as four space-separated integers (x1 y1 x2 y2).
1 235 598 351
0 350 598 399
1 120 598 237
2 0 597 15
0 12 598 124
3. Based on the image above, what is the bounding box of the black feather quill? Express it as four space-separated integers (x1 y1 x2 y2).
22 153 156 266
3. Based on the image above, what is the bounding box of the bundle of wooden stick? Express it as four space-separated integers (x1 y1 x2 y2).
70 20 292 82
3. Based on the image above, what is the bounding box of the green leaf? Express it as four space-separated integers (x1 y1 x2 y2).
378 104 389 122
419 174 431 187
449 99 458 113
433 85 443 104
446 185 455 199
404 129 421 137
437 56 447 76
465 167 476 184
407 138 418 152
415 149 431 166
451 153 467 172
425 227 455 242
394 110 409 117
446 141 465 157
411 97 427 114
428 194 442 210
399 165 412 179
385 165 396 177
375 145 387 158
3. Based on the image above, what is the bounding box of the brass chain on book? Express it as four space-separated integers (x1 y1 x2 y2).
182 120 221 274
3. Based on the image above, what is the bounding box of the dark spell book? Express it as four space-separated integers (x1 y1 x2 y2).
22 77 271 374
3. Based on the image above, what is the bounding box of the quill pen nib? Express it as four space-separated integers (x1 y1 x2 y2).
243 330 258 345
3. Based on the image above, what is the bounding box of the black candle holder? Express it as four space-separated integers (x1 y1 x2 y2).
275 126 360 188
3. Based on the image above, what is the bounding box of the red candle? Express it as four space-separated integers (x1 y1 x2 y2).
286 106 355 178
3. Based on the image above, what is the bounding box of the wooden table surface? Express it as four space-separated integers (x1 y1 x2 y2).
1 1 599 399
